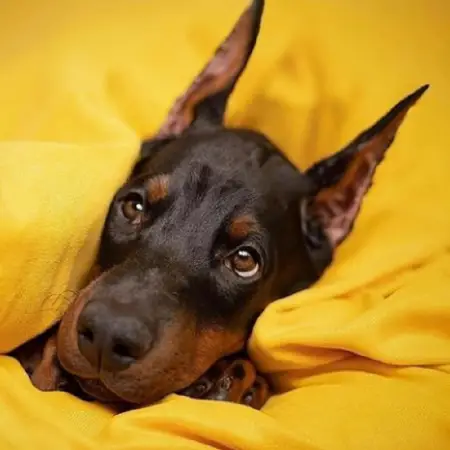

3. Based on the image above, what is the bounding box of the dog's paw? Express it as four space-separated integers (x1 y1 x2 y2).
179 358 270 410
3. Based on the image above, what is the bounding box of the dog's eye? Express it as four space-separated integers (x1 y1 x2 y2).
225 247 260 279
121 193 146 225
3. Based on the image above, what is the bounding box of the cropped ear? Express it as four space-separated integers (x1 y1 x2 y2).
301 85 429 273
156 0 264 139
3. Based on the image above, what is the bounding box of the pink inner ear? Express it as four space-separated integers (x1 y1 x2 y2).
306 84 429 249
156 1 261 139
310 145 379 248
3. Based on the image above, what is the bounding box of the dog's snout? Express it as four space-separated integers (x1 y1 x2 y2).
76 301 154 373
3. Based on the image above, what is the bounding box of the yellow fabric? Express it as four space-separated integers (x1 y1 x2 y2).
0 0 449 448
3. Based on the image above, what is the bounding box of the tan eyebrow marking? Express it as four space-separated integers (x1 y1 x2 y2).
147 174 170 204
228 214 258 241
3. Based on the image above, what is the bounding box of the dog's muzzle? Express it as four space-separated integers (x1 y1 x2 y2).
55 274 246 405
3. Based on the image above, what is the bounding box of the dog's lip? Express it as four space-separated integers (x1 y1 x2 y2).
57 329 180 404
69 366 168 405
59 335 247 406
73 374 126 404
56 351 98 379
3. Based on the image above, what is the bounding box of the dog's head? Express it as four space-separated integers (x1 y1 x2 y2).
56 0 427 405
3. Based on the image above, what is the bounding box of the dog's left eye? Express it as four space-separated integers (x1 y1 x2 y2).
225 247 261 279
121 193 146 225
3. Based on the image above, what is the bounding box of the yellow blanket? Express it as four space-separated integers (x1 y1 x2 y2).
1 0 449 448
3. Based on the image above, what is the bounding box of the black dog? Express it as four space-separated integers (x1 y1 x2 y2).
14 0 428 410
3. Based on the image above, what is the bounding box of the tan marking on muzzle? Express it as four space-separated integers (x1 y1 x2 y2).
56 274 107 379
58 288 246 405
56 263 247 406
98 319 246 405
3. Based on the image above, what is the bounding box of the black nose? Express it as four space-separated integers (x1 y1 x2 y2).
76 301 154 373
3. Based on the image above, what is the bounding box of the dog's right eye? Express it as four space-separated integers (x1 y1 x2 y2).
121 193 146 225
224 247 261 279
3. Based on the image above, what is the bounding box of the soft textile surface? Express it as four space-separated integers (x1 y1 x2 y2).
1 0 449 448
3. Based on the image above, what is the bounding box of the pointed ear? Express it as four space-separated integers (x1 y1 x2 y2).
301 84 429 269
156 0 264 139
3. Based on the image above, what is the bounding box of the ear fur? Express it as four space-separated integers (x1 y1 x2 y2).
156 0 264 139
301 84 429 273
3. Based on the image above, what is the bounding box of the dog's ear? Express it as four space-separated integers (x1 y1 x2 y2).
156 0 264 139
301 85 429 273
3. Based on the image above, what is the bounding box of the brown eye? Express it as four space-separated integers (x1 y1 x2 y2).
121 194 146 224
226 248 260 278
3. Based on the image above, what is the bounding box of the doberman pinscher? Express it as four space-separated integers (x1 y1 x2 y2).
13 0 428 410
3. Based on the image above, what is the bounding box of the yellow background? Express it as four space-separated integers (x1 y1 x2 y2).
0 0 449 448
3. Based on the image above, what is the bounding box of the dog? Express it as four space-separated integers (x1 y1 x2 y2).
12 0 428 410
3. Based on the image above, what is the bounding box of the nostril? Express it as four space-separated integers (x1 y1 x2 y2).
112 341 133 360
97 337 141 373
78 326 94 344
110 337 145 362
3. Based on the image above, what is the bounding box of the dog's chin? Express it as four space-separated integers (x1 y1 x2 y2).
74 376 124 404
70 368 188 406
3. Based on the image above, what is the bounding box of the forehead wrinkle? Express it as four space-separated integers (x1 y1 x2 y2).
148 155 262 256
150 180 256 263
211 151 265 182
171 157 257 206
177 139 267 181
